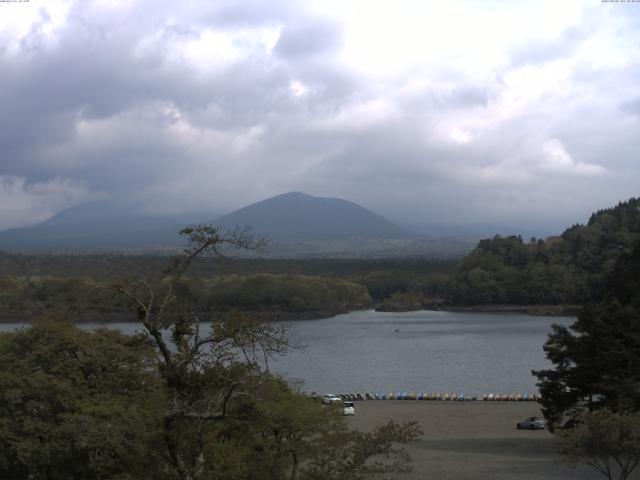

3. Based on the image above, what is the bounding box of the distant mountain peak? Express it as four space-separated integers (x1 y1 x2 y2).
273 191 310 198
249 191 336 202
216 192 406 240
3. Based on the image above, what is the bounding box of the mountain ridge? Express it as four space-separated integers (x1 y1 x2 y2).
0 192 414 254
215 192 408 240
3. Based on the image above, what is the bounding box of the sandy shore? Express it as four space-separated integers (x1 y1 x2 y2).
346 401 608 480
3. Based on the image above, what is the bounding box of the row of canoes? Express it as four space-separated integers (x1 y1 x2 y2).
330 392 541 401
482 393 542 401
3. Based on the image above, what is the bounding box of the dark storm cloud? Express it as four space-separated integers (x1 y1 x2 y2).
2 2 294 178
0 0 357 203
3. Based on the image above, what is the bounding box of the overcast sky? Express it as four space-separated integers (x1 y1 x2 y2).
1 0 639 231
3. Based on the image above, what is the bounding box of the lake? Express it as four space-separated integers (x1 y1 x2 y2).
0 310 570 396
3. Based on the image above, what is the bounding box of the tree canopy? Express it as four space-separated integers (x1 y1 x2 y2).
0 319 165 479
448 197 640 306
558 409 640 480
534 240 640 430
0 225 421 480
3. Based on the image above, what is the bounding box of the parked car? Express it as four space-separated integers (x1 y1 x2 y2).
343 401 355 416
322 394 342 405
517 417 546 430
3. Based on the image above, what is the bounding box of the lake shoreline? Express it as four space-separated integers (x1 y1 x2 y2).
375 303 580 317
0 303 578 324
0 307 360 324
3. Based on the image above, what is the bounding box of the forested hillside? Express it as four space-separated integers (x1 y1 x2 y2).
535 239 640 428
447 198 640 306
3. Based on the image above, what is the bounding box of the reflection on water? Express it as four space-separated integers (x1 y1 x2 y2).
0 310 571 396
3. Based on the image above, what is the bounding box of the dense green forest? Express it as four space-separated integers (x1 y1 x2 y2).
0 253 455 281
0 255 453 320
535 238 640 429
447 198 640 306
0 274 373 321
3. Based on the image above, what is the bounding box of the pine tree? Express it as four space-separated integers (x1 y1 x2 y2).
534 240 640 430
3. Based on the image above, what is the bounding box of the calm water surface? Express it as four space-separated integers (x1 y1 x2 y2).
1 310 571 396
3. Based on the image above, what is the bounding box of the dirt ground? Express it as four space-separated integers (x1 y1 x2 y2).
345 401 624 480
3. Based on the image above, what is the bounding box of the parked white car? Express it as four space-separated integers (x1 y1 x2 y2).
343 401 355 416
516 417 546 430
321 394 342 405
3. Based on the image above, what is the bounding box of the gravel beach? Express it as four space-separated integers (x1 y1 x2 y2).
345 401 612 480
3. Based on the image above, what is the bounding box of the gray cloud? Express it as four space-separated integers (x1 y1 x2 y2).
621 97 640 116
509 25 586 67
274 19 342 58
0 0 638 232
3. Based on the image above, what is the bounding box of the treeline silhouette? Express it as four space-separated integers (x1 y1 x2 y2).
448 197 640 306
